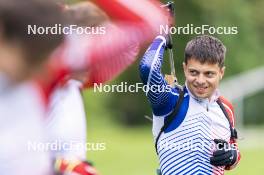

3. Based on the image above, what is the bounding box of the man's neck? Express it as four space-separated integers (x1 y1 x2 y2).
185 83 220 103
0 72 12 94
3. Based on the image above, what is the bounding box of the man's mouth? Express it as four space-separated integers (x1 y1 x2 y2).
194 85 208 93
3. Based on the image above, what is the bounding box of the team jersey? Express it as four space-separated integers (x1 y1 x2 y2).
0 75 52 175
139 36 240 175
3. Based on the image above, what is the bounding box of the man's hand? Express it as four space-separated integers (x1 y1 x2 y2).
210 139 238 167
54 158 99 175
165 74 177 87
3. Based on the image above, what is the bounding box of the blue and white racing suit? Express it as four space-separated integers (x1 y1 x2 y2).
139 36 240 175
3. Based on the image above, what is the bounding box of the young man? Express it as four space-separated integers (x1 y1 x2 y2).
0 0 64 174
42 1 168 175
0 0 168 174
46 2 111 175
139 35 241 175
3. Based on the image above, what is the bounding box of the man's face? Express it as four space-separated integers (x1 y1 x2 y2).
183 58 225 99
0 36 32 82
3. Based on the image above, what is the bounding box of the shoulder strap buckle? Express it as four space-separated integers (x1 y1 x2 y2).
231 128 238 139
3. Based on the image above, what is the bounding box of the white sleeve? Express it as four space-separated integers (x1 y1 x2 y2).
45 80 87 160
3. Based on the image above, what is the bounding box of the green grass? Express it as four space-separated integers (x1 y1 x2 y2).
226 149 264 175
83 90 264 175
87 126 158 175
87 125 264 175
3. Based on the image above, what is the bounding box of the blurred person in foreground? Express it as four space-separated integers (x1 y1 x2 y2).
39 0 169 175
139 35 241 175
0 0 170 174
0 0 64 174
47 2 111 175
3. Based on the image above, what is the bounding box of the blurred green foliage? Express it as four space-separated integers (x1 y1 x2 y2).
244 90 264 125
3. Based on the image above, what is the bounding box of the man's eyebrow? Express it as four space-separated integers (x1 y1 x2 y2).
188 68 217 74
188 68 200 71
204 70 217 73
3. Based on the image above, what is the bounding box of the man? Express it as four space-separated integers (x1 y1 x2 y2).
42 1 168 175
0 0 168 174
139 35 241 175
0 0 64 174
46 2 111 175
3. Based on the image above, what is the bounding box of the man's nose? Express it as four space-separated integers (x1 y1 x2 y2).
196 75 206 85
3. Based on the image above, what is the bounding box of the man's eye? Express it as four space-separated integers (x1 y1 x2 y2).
206 72 215 77
189 70 198 75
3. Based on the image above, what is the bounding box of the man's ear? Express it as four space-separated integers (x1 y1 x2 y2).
183 62 187 75
220 66 225 79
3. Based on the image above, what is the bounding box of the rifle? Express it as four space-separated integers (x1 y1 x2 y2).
161 1 178 88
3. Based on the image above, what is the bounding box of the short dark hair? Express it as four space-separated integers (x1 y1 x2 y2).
65 2 108 27
184 35 226 67
0 0 65 66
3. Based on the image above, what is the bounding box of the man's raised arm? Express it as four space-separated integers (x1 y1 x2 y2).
139 36 179 116
37 0 169 102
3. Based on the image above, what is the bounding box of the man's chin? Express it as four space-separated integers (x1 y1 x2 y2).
194 92 210 99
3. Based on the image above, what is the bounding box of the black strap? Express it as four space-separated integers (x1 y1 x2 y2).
155 87 184 154
216 99 238 140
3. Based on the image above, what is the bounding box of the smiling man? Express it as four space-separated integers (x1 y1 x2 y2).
139 35 241 175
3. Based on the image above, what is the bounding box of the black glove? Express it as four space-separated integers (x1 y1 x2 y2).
210 139 237 167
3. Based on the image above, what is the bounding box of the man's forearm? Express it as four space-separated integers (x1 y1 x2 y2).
139 36 178 116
